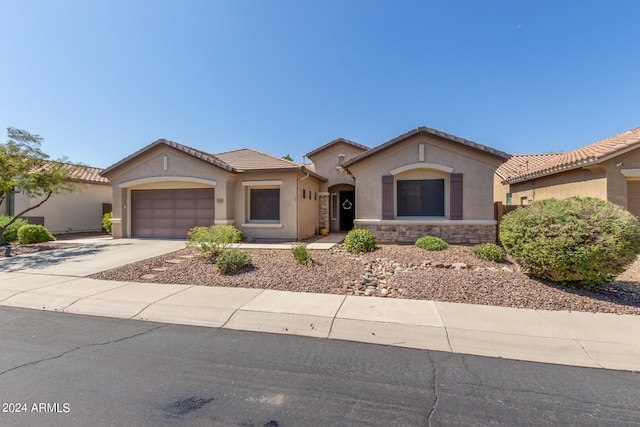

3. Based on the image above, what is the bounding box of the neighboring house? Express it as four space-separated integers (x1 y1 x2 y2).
0 164 112 234
102 126 510 243
496 126 640 217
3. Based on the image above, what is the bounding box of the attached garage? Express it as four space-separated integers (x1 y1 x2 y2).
131 188 215 239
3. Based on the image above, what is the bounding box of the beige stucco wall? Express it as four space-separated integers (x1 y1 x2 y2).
347 133 503 221
307 141 362 191
494 173 510 204
508 167 607 206
10 183 111 233
233 171 321 240
603 148 640 209
103 145 230 238
297 175 321 239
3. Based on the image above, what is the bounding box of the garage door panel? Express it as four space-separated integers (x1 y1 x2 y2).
131 189 215 238
196 199 215 209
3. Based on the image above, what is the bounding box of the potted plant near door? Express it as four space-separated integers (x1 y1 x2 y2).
319 225 328 236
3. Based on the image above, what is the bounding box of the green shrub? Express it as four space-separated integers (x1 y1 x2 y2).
292 244 315 265
102 212 113 234
473 243 506 263
17 224 56 244
186 225 244 257
415 236 449 251
0 216 29 245
216 248 252 274
344 228 376 253
500 197 640 288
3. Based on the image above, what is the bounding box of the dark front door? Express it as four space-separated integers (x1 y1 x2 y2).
339 190 355 231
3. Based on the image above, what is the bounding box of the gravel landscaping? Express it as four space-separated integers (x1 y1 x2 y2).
88 243 640 315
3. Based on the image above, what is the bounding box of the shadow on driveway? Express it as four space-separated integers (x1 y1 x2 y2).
0 242 134 273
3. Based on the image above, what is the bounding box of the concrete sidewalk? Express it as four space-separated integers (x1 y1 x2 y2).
1 271 639 372
0 236 639 372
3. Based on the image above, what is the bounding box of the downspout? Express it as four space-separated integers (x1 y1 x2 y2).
297 172 310 239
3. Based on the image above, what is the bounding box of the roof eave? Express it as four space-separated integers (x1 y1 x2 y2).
344 126 511 168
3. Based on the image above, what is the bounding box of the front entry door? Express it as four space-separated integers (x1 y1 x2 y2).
339 190 355 231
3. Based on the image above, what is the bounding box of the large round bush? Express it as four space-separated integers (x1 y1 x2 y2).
500 197 640 288
17 224 56 244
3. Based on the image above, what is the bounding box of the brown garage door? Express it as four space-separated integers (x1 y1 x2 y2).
628 181 640 219
131 189 215 239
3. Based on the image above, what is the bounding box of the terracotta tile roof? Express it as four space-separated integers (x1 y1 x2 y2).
215 148 327 182
504 126 640 183
343 126 511 167
495 153 563 180
63 164 110 184
215 148 300 170
305 138 370 158
101 139 234 176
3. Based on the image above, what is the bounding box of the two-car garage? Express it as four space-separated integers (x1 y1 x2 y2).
131 188 215 239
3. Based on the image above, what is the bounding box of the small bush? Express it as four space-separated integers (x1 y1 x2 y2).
187 225 244 257
216 249 252 274
0 216 28 245
102 212 113 234
17 224 56 244
473 243 506 263
344 228 376 253
415 236 449 251
292 244 315 266
500 196 640 288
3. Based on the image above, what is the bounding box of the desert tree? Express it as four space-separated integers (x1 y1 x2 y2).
0 127 80 244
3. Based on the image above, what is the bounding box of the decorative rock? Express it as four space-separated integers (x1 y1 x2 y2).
451 262 467 270
502 266 513 273
380 288 389 297
431 261 445 268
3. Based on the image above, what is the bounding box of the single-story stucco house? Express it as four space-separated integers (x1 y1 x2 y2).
495 125 640 218
102 126 510 243
0 164 112 234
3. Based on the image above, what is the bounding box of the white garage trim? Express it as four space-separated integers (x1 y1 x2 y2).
119 176 217 188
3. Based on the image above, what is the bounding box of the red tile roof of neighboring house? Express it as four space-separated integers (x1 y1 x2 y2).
64 164 110 184
495 153 563 181
503 126 640 183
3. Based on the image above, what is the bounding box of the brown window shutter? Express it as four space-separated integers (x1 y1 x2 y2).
382 175 394 219
450 173 463 220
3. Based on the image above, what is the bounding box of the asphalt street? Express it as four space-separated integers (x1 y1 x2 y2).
1 306 639 427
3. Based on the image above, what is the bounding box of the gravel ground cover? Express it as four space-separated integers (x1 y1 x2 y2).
89 244 640 315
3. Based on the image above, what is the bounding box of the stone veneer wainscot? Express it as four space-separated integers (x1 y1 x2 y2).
354 219 496 244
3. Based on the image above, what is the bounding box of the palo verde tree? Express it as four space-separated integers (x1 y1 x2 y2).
0 127 78 245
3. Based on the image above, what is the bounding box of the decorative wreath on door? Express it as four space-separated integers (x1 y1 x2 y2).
342 199 353 210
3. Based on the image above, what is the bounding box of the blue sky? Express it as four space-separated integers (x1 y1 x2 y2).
1 0 639 168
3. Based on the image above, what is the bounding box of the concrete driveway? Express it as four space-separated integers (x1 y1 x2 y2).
0 238 185 276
